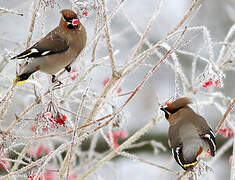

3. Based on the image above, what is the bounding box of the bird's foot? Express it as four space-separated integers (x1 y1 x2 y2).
65 65 71 72
52 75 62 87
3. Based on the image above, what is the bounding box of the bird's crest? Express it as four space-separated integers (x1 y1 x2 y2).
167 97 192 112
60 9 78 20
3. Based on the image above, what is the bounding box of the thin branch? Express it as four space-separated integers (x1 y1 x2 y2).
77 115 163 180
214 98 235 136
5 97 41 134
166 0 199 39
129 0 163 62
60 82 90 179
101 0 116 74
25 0 42 48
117 151 179 175
231 136 235 180
0 7 23 16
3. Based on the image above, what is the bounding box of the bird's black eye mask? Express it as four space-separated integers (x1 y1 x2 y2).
64 17 79 29
160 106 183 119
160 107 169 119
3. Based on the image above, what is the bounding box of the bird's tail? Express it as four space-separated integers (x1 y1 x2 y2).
11 73 31 85
11 77 27 85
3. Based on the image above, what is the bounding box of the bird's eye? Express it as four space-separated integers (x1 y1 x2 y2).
67 22 78 29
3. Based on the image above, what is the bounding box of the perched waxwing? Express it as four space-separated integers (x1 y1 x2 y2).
11 9 87 85
160 97 216 170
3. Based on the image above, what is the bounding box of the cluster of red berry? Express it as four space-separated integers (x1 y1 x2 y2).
107 130 127 149
219 128 234 165
0 153 10 170
202 79 221 88
42 112 67 126
69 68 79 81
27 172 77 180
219 128 234 138
103 78 122 94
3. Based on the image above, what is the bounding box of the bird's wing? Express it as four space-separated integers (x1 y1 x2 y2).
169 126 187 170
168 125 181 148
11 32 69 59
201 129 216 156
192 114 216 156
169 123 199 170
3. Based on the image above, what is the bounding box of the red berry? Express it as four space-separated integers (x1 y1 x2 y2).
215 80 220 87
27 174 44 180
117 88 122 94
230 155 233 165
167 102 172 106
219 128 226 133
0 154 10 170
70 69 79 81
228 128 234 138
72 19 79 26
107 131 127 149
81 8 88 16
103 78 109 86
62 115 67 121
82 11 88 16
203 79 213 88
69 174 78 180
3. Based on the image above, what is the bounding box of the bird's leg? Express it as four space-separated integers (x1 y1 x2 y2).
51 75 62 87
65 65 71 72
52 75 56 83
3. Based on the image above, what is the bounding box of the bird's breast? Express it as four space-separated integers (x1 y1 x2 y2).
40 50 75 75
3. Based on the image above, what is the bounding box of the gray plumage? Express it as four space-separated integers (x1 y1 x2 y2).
12 9 87 84
161 97 216 170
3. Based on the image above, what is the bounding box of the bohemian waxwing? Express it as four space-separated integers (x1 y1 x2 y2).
160 97 216 170
11 9 87 85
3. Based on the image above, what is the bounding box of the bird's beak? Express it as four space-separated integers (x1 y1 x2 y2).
160 107 168 114
160 107 170 120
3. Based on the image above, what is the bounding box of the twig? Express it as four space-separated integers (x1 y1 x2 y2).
101 0 116 74
86 0 126 48
0 7 23 16
91 10 100 63
59 82 90 179
77 115 163 180
117 151 179 175
214 98 235 136
13 113 113 141
1 0 41 123
129 0 162 62
209 138 233 165
231 134 235 180
25 0 42 48
166 0 199 39
10 142 32 173
5 97 41 134
176 169 191 180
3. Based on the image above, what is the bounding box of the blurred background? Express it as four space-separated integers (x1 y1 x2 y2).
1 0 235 179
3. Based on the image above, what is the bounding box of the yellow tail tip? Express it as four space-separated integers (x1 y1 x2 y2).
183 161 198 168
11 77 27 85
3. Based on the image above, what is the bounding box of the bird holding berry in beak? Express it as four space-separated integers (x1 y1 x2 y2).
11 9 87 85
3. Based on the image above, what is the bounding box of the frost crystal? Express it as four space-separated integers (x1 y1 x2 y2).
72 0 102 17
199 65 225 88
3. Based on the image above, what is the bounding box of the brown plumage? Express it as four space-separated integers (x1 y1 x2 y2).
160 97 216 170
11 9 87 85
61 9 78 19
166 97 192 112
